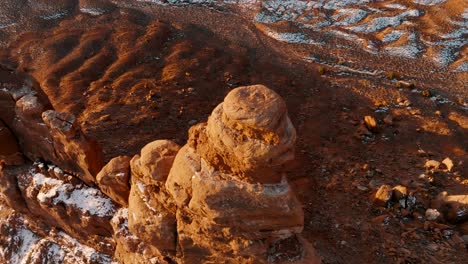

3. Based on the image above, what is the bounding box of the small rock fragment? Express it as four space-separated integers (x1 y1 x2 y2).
364 115 378 132
392 185 408 201
425 209 441 221
425 160 440 170
441 157 454 172
357 185 368 191
374 185 393 207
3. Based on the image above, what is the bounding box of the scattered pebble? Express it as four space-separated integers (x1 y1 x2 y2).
364 115 378 132
392 185 408 201
357 185 369 191
441 157 454 172
425 208 441 221
424 160 440 170
374 184 393 207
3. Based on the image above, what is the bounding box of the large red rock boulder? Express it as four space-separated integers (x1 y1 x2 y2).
96 155 132 206
164 85 308 263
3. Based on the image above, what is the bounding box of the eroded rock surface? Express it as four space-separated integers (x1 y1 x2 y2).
162 85 308 263
14 162 117 253
1 84 316 263
97 155 132 206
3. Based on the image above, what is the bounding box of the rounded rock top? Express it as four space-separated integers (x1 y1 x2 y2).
223 85 286 130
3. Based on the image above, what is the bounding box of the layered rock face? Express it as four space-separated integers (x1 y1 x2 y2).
163 85 304 263
109 85 313 263
1 83 317 263
0 80 103 185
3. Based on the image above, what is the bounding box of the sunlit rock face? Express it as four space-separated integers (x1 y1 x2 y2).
105 85 312 263
0 79 315 262
162 85 307 263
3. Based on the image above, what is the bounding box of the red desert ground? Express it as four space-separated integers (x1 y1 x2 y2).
0 1 466 263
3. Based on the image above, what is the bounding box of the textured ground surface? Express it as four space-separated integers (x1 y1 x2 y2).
0 1 467 263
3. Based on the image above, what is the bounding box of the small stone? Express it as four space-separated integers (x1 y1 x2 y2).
357 185 368 191
421 90 431 97
373 185 393 207
425 208 441 221
442 230 453 239
441 157 454 172
364 115 378 132
424 160 440 170
392 185 408 201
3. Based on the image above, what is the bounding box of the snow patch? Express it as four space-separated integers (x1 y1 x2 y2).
10 228 40 264
382 30 407 43
265 30 322 45
412 0 447 6
385 3 407 10
384 43 421 58
41 12 68 20
332 8 368 26
32 170 116 217
80 8 105 16
348 10 421 33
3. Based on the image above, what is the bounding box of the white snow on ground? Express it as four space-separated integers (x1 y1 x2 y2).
382 30 407 43
384 43 421 58
412 0 447 6
79 8 105 16
40 12 68 20
348 10 421 33
1 213 116 264
455 62 468 72
32 170 116 218
385 3 408 10
264 30 322 45
332 8 368 26
10 227 40 264
132 0 467 71
0 23 16 29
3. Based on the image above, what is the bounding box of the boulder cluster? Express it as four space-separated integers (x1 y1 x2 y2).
1 82 319 263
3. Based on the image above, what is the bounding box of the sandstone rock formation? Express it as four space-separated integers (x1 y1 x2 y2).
164 85 305 263
1 83 317 263
15 162 117 253
106 85 317 263
0 80 104 185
